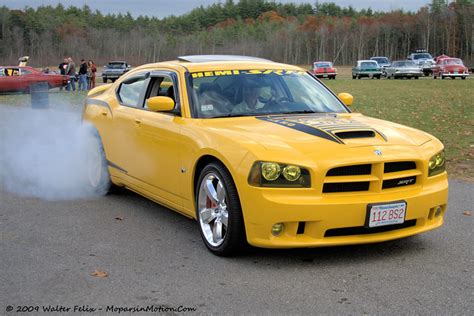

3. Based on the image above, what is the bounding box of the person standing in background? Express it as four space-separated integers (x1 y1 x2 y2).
88 60 97 89
66 57 76 91
58 58 68 91
78 59 88 91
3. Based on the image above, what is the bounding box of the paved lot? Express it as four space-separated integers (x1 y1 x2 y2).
0 180 473 315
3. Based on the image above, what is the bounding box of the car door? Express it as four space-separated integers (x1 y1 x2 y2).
131 71 184 207
111 71 151 178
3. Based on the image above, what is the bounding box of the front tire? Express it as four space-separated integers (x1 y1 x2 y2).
196 162 246 256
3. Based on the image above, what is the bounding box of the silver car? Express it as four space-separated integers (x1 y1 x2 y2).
385 60 423 79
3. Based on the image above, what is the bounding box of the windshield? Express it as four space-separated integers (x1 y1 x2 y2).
413 53 432 60
188 69 349 118
371 57 389 64
314 62 332 68
445 59 463 65
361 62 378 68
107 63 126 69
393 61 416 67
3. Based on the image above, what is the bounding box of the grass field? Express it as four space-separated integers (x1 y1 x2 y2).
1 73 473 180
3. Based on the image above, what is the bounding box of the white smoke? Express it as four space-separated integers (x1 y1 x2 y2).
0 103 105 200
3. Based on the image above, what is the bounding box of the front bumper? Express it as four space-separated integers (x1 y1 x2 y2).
355 71 382 77
315 72 337 77
237 149 448 248
394 72 423 77
442 73 469 78
102 73 123 78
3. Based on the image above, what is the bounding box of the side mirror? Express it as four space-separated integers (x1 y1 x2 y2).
147 96 175 112
338 92 353 106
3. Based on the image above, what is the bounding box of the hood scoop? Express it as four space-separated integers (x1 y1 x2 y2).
334 130 376 139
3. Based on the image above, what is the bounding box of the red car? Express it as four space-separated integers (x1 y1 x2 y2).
0 66 69 93
312 61 337 79
432 58 469 80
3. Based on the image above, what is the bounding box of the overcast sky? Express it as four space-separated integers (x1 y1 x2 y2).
1 0 430 17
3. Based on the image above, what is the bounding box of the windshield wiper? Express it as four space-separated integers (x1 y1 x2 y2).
210 113 259 119
280 110 320 114
210 111 281 118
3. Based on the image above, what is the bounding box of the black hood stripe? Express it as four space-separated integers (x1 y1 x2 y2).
257 115 387 143
257 116 343 144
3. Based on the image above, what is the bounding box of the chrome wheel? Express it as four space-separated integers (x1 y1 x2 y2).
197 172 229 247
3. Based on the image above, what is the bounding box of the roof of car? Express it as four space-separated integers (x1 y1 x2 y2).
178 55 273 63
133 55 302 72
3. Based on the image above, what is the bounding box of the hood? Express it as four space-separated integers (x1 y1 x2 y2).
200 113 432 154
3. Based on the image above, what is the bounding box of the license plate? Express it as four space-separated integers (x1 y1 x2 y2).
366 201 406 228
323 74 328 77
454 71 458 74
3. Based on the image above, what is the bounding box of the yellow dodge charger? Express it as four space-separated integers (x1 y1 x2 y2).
83 55 448 256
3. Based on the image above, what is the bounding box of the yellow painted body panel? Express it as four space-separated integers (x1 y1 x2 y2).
83 59 448 249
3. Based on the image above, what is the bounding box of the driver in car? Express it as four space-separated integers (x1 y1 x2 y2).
232 77 266 114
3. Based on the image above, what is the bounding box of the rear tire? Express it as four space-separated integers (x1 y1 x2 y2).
352 74 356 79
86 135 112 195
103 78 108 83
196 162 246 256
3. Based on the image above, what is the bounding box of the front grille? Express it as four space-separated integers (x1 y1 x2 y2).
323 161 420 194
324 220 417 237
323 182 370 193
326 164 372 176
384 161 416 173
382 176 417 189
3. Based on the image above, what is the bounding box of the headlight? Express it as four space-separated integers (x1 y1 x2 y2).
428 150 446 177
248 161 311 187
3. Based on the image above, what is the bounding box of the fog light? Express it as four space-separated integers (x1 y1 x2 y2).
271 223 284 236
434 206 442 217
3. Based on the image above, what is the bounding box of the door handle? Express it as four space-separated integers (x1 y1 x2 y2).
135 118 142 125
101 111 108 116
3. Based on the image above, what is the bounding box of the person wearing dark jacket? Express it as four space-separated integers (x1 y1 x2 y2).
78 59 88 91
58 58 68 90
66 57 76 91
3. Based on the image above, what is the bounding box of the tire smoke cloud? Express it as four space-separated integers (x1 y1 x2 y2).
0 104 103 200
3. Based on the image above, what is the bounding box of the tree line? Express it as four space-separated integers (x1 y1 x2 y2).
0 0 472 67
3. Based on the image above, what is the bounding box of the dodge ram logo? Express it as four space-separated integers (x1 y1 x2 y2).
374 149 383 156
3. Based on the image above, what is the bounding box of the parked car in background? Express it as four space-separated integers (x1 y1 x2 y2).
407 50 434 76
311 61 337 79
352 60 382 79
102 61 132 83
432 58 469 80
0 66 68 93
370 57 391 76
385 60 423 79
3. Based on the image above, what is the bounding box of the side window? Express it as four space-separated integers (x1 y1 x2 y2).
118 76 148 107
4 68 20 76
21 69 32 75
144 73 179 112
